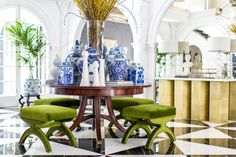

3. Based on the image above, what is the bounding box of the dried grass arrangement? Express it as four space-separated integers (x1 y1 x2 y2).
73 0 119 21
230 23 236 33
71 0 143 56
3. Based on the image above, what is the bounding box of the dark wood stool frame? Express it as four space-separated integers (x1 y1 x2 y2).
50 84 151 144
19 94 40 108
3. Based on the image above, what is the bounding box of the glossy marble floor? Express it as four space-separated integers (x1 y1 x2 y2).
1 106 236 157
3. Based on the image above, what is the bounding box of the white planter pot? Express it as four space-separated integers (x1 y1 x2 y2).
24 79 41 95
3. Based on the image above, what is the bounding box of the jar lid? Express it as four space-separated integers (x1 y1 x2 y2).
86 44 97 54
109 46 126 59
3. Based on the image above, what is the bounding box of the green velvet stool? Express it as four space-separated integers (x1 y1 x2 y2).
19 105 77 152
109 97 154 128
34 97 80 109
121 104 176 149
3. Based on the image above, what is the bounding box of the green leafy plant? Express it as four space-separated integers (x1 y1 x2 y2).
6 21 47 79
156 49 166 66
156 49 166 76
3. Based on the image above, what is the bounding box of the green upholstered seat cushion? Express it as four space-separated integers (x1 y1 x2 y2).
122 104 176 119
20 105 77 122
34 97 80 109
112 97 154 110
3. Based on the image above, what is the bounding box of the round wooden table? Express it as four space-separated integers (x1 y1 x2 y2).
50 84 151 144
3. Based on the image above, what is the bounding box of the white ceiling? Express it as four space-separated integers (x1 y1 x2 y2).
173 0 230 12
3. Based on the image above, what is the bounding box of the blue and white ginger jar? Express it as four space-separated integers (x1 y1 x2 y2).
107 46 127 81
57 62 74 85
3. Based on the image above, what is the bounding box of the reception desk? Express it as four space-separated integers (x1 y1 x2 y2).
157 78 236 123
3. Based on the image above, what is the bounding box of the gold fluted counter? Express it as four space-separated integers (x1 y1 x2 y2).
157 77 236 123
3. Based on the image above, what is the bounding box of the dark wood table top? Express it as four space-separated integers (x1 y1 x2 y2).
49 84 151 97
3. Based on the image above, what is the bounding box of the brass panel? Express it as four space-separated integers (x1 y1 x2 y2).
209 82 229 123
229 82 236 120
191 81 209 121
174 80 191 119
159 80 174 106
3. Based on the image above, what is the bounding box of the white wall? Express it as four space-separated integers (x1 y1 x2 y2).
185 0 207 11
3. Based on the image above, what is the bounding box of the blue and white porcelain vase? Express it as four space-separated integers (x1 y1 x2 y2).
128 63 144 85
107 46 128 81
75 44 101 85
66 40 83 84
57 62 74 85
24 79 41 95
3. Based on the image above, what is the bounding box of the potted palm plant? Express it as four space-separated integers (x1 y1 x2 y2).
6 21 47 95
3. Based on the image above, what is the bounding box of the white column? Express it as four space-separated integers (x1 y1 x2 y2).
132 42 157 100
57 1 71 58
130 1 155 100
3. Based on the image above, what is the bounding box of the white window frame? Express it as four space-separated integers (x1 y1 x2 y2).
0 5 50 107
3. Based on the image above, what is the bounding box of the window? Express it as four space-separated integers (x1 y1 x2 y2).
0 6 49 96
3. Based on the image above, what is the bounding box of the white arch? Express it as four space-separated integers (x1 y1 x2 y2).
148 0 175 43
177 16 228 41
0 0 56 45
73 18 86 44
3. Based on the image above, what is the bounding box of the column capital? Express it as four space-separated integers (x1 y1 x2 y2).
131 42 158 51
131 42 147 50
147 42 158 48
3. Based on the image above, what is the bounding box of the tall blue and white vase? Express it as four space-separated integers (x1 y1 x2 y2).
107 46 128 81
75 45 100 85
128 63 144 85
85 45 100 84
66 40 83 84
127 64 132 81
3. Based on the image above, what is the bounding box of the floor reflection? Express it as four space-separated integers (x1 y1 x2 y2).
216 128 236 138
180 138 236 149
0 108 236 156
172 119 209 127
111 139 183 155
51 138 105 154
217 122 236 128
172 127 207 137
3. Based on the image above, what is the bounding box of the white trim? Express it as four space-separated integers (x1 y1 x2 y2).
0 0 55 44
0 96 18 107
